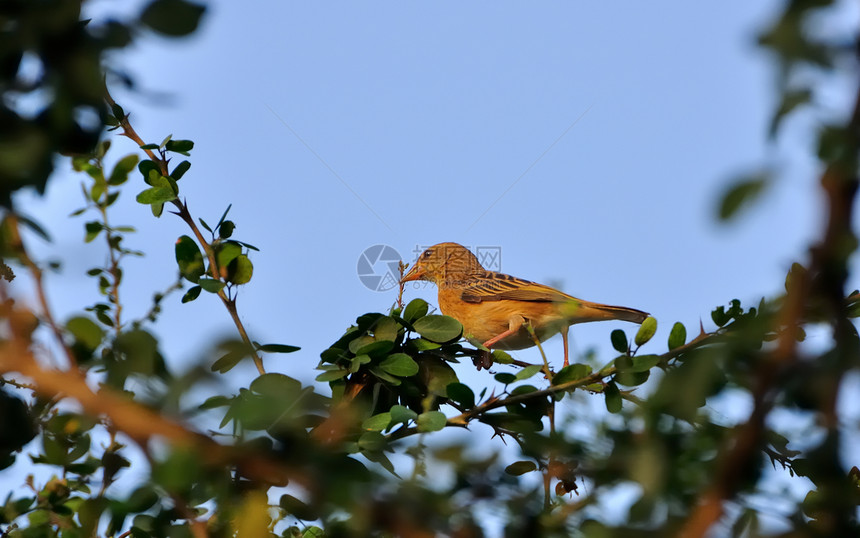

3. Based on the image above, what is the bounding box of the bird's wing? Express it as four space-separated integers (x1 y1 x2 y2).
460 272 574 303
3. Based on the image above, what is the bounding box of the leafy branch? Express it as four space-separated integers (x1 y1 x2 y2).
104 88 266 375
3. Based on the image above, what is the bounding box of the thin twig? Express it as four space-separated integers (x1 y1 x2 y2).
3 214 78 369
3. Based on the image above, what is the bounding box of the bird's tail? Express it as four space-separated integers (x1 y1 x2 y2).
564 300 649 324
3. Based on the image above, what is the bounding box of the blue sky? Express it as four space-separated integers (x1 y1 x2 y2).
9 0 860 529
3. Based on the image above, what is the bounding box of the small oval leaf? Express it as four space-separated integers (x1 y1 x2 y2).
412 315 463 343
668 322 687 351
416 411 447 432
634 316 657 347
379 353 419 377
505 460 537 476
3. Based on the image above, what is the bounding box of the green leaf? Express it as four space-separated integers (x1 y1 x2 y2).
250 373 302 397
139 143 159 150
389 405 417 424
634 316 657 347
358 431 387 451
138 159 159 183
615 369 650 387
372 316 399 343
349 354 371 373
198 218 212 233
171 160 191 180
140 0 206 37
422 356 459 396
369 366 401 386
216 204 232 229
66 316 103 351
198 278 225 293
361 412 392 432
219 220 234 239
610 329 628 353
491 349 513 364
495 373 516 385
175 235 205 283
711 305 730 327
279 494 318 522
211 341 254 374
505 460 537 476
256 343 300 353
216 241 242 269
769 88 812 138
354 340 395 357
446 382 475 409
115 329 160 376
379 353 419 377
165 139 194 154
199 395 231 410
406 338 441 351
718 173 770 221
110 103 125 120
109 155 139 186
630 354 661 373
227 254 253 285
552 363 592 385
84 221 103 243
136 186 176 204
668 322 687 350
412 315 463 343
416 411 447 432
615 354 633 372
402 298 429 323
315 368 349 382
17 215 50 242
151 202 165 217
90 178 107 204
181 286 201 303
604 382 622 413
514 364 542 381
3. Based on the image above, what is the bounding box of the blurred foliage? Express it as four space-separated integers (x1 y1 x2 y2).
0 0 205 206
1 0 860 537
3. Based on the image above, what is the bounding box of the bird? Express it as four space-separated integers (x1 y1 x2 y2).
400 242 649 367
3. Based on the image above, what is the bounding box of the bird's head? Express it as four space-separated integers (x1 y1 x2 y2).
401 242 484 285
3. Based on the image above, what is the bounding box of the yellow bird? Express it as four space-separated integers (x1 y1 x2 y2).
400 242 648 367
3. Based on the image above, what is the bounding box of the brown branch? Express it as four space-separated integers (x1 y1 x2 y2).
3 214 78 369
0 339 298 487
97 206 124 333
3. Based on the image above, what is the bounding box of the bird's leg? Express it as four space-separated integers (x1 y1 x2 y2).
562 327 570 367
478 315 525 371
482 315 525 348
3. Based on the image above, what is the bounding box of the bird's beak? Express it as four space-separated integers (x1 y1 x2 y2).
400 263 424 283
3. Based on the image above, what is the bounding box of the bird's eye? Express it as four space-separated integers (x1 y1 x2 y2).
423 251 432 259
